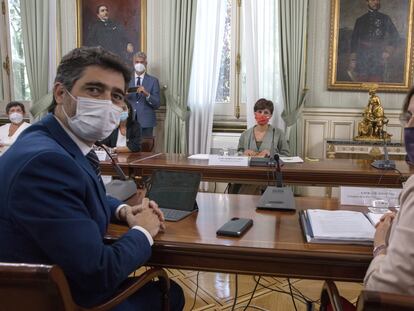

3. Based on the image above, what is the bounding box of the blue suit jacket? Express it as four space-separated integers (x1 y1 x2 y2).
0 114 151 308
127 73 160 128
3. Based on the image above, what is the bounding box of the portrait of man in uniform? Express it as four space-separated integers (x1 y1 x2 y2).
328 0 414 91
79 0 146 66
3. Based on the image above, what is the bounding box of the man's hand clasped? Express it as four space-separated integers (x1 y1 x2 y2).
120 198 166 237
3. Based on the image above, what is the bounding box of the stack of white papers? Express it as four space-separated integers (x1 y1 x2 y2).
301 209 376 244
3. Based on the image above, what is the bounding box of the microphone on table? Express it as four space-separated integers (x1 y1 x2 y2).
274 154 283 188
95 141 137 201
371 139 396 170
256 131 295 211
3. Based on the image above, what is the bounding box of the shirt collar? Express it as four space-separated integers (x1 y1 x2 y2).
134 71 146 80
54 115 92 156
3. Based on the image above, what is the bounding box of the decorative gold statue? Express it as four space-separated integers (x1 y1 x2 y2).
355 85 392 141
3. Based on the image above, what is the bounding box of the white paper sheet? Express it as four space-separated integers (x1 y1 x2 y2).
280 156 304 163
188 154 210 160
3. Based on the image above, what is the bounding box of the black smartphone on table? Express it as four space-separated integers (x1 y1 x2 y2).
216 217 253 237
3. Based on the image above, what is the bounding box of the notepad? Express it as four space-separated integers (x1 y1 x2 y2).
300 209 378 245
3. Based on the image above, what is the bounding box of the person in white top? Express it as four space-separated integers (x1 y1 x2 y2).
0 101 30 152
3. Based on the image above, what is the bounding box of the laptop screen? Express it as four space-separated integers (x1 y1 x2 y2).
146 170 201 212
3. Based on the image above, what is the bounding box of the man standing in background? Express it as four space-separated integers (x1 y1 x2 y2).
128 52 161 138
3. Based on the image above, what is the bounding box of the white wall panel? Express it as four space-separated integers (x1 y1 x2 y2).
332 121 354 139
304 120 328 159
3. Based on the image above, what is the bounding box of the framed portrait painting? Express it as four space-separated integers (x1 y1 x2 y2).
76 0 147 66
328 0 414 92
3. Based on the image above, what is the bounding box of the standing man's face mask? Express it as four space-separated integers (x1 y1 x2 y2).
134 63 146 74
63 90 122 142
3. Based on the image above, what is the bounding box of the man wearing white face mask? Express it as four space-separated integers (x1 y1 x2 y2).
0 47 184 311
127 51 160 138
0 101 30 153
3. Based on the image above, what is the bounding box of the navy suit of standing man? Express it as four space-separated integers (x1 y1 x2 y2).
128 52 160 138
0 47 184 311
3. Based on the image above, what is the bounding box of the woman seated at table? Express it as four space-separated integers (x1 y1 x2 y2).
100 99 141 153
364 87 414 294
0 101 30 152
230 99 289 194
238 98 290 157
325 86 414 310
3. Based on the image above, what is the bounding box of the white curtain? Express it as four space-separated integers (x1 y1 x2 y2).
187 0 226 154
48 0 57 91
243 0 284 130
21 0 50 118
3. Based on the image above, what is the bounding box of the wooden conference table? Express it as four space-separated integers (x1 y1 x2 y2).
107 192 372 282
101 152 413 188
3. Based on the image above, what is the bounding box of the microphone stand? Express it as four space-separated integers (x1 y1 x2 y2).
371 137 396 170
274 154 283 188
95 142 127 180
94 142 137 200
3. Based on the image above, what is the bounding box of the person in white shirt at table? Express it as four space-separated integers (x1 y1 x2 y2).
0 101 30 153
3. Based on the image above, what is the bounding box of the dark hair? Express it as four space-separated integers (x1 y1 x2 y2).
48 46 132 113
96 4 107 14
253 98 274 114
6 101 25 114
124 99 134 127
402 86 414 113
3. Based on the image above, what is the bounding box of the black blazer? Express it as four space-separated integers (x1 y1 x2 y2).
100 120 142 152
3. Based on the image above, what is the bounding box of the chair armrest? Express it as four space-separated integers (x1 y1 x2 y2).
86 267 170 311
320 280 344 311
357 290 414 311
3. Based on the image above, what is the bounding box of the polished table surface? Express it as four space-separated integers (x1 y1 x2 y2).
107 193 373 282
100 152 162 176
122 153 412 187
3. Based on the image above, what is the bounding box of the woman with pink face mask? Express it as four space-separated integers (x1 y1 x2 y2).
0 101 30 153
237 98 290 157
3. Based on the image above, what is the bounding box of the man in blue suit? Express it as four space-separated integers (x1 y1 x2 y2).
128 52 160 137
0 47 184 311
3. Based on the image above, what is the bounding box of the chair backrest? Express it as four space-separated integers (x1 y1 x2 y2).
320 281 414 311
141 136 155 152
0 262 78 311
357 290 414 311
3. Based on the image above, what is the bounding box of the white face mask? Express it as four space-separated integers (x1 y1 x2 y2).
63 91 122 142
134 63 146 73
9 112 23 124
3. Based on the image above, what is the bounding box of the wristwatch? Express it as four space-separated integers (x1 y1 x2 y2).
373 244 386 257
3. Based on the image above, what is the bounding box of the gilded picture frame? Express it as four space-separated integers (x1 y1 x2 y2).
76 0 147 66
328 0 414 92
